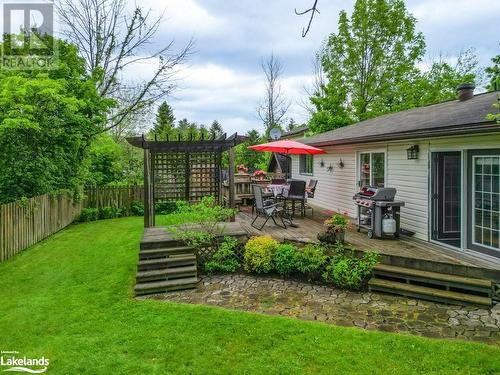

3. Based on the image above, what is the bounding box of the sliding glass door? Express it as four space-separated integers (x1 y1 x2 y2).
468 150 500 257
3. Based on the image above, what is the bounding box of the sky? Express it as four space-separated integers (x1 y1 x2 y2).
126 0 500 135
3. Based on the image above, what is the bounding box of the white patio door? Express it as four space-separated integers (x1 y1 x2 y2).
467 150 500 258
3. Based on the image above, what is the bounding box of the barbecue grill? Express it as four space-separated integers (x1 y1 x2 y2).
353 186 405 239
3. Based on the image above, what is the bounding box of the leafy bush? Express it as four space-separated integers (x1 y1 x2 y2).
78 208 99 222
205 237 240 274
155 201 178 215
173 196 236 249
98 206 123 220
295 244 327 279
274 243 298 276
243 236 278 274
130 201 144 216
323 243 379 290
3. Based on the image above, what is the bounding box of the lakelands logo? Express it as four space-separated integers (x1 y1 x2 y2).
0 351 49 373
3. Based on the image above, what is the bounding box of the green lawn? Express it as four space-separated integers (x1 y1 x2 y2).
0 217 499 374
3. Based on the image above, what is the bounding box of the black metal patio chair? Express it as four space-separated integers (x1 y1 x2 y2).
251 185 287 230
283 180 307 218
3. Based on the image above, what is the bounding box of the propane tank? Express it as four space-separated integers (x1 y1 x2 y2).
382 215 397 234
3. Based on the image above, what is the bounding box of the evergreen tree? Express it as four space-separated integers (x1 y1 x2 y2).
209 120 224 138
153 101 175 140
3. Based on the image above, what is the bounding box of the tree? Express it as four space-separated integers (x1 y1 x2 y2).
0 37 114 203
234 130 266 170
309 0 481 134
485 51 500 91
286 118 299 132
322 0 425 121
152 102 176 140
57 0 193 133
209 120 224 138
257 54 291 135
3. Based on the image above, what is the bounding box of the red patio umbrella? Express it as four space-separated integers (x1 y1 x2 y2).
248 139 326 155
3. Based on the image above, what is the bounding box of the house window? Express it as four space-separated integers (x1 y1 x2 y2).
359 152 385 187
299 154 314 175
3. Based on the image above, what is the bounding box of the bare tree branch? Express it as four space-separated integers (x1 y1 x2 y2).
57 0 194 133
295 0 320 37
257 54 291 134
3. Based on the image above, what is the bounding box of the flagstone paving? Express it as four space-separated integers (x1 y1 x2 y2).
143 274 500 345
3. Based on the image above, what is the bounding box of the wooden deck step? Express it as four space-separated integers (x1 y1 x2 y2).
135 277 199 295
138 254 196 271
369 278 492 306
374 264 492 291
139 246 195 259
136 266 197 283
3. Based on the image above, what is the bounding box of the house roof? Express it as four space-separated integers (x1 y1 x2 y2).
267 153 290 173
282 125 309 138
303 91 500 146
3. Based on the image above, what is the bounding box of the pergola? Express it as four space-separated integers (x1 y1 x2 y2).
127 133 247 228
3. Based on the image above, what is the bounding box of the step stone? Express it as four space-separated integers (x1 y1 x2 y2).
369 278 492 306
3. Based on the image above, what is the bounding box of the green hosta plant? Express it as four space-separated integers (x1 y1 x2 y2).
274 243 298 276
205 236 240 274
243 236 278 274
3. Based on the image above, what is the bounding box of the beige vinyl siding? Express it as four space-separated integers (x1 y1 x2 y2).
291 145 358 217
292 132 500 245
386 142 429 241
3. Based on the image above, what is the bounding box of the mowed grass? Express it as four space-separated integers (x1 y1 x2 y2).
0 217 499 374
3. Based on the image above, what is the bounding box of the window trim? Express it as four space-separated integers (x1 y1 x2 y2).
299 154 314 176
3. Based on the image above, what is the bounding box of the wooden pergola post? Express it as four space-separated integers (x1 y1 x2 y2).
143 148 153 228
228 147 236 221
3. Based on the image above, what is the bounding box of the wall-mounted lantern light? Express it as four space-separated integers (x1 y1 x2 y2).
338 158 345 169
406 145 419 160
320 159 325 168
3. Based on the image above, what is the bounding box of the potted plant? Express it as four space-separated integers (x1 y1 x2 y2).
237 164 248 174
318 212 351 244
252 169 267 181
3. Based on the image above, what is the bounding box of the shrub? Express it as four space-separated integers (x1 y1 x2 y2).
274 243 298 276
323 243 379 290
78 208 99 222
173 196 236 249
205 237 240 274
295 244 327 279
324 212 351 233
98 206 123 220
243 236 278 274
130 201 144 216
155 201 178 215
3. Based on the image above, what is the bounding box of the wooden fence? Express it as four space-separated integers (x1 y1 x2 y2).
0 186 145 263
83 185 143 210
0 194 84 262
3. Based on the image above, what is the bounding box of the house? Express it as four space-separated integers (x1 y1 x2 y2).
290 86 500 261
267 125 309 177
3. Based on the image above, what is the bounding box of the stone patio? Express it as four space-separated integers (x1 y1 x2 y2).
142 274 500 345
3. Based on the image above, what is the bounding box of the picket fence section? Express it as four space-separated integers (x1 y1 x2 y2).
0 186 144 263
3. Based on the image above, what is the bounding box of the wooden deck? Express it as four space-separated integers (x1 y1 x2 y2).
236 207 500 277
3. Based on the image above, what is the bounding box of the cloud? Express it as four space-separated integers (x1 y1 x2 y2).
119 0 500 135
